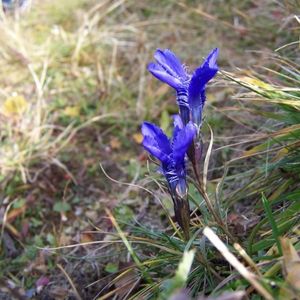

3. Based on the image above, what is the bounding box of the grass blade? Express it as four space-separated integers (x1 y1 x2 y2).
261 193 283 256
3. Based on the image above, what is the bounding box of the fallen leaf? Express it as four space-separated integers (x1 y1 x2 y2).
80 232 95 243
228 212 260 236
1 95 28 117
63 106 81 117
110 137 121 149
6 204 27 223
20 220 30 238
4 222 21 238
132 133 143 144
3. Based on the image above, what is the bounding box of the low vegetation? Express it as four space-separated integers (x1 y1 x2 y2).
0 1 299 299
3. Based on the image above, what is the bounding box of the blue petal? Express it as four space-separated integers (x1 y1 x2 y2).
148 62 182 89
142 136 170 164
141 122 172 160
172 122 196 166
188 48 219 110
142 122 171 151
172 114 184 145
191 106 202 127
205 48 219 70
154 49 188 80
191 89 206 126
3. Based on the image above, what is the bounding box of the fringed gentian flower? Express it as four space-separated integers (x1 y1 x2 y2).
148 50 190 125
148 48 219 128
142 117 195 197
141 117 196 238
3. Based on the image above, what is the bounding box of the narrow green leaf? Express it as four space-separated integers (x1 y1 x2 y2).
261 193 282 256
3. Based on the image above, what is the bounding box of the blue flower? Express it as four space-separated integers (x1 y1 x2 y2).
141 117 196 198
148 48 219 127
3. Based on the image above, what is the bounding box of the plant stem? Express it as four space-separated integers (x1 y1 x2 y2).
193 170 237 243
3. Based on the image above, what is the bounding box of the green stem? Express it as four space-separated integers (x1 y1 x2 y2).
193 171 237 243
